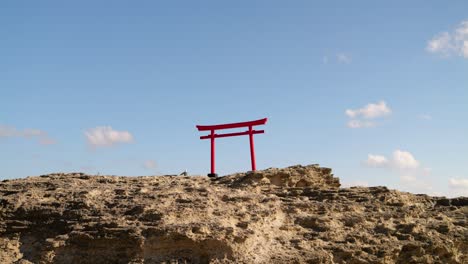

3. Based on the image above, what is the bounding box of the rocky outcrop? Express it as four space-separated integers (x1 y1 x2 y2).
0 165 467 263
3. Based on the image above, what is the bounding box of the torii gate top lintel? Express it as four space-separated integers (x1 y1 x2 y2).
196 118 268 178
196 118 267 131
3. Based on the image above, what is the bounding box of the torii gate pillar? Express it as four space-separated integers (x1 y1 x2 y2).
196 118 268 177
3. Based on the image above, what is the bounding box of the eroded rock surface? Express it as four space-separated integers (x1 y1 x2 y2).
0 165 466 263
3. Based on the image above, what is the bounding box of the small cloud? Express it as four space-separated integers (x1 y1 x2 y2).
365 154 389 167
448 178 468 197
84 126 133 148
363 151 438 195
143 160 157 169
463 41 468 58
0 125 55 145
346 101 392 119
449 178 468 189
427 20 468 59
400 176 434 195
345 101 391 129
347 120 375 128
427 32 453 56
364 150 433 194
364 150 420 170
392 150 420 169
336 53 352 64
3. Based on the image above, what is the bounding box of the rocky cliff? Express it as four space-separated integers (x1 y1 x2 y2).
0 165 467 263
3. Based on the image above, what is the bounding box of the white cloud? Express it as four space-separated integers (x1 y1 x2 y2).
365 154 389 167
346 101 392 119
345 101 391 129
84 126 133 147
462 41 468 57
427 32 453 56
427 20 468 59
143 160 157 169
0 125 55 145
448 178 468 197
347 120 375 128
363 150 434 194
336 53 352 64
449 178 468 189
362 151 467 197
364 150 420 170
399 175 435 195
392 150 420 169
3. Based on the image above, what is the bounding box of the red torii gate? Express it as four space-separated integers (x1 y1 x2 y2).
196 118 268 177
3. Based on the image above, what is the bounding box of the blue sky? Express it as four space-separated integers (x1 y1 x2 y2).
1 1 467 197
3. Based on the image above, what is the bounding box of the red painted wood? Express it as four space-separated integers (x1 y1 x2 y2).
196 118 267 131
210 130 215 174
249 126 256 171
199 130 264 140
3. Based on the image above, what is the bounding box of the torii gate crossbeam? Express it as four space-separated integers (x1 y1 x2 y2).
196 118 267 177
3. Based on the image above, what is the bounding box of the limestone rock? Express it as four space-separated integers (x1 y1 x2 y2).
0 165 466 263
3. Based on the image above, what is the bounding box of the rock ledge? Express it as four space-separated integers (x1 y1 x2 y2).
0 165 467 263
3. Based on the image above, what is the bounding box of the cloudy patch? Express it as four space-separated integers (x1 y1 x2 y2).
364 150 420 170
427 20 468 58
365 154 389 167
84 126 133 148
345 101 391 128
363 150 436 194
446 178 468 197
449 178 468 189
346 101 391 119
0 125 55 145
347 120 376 128
392 150 420 169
